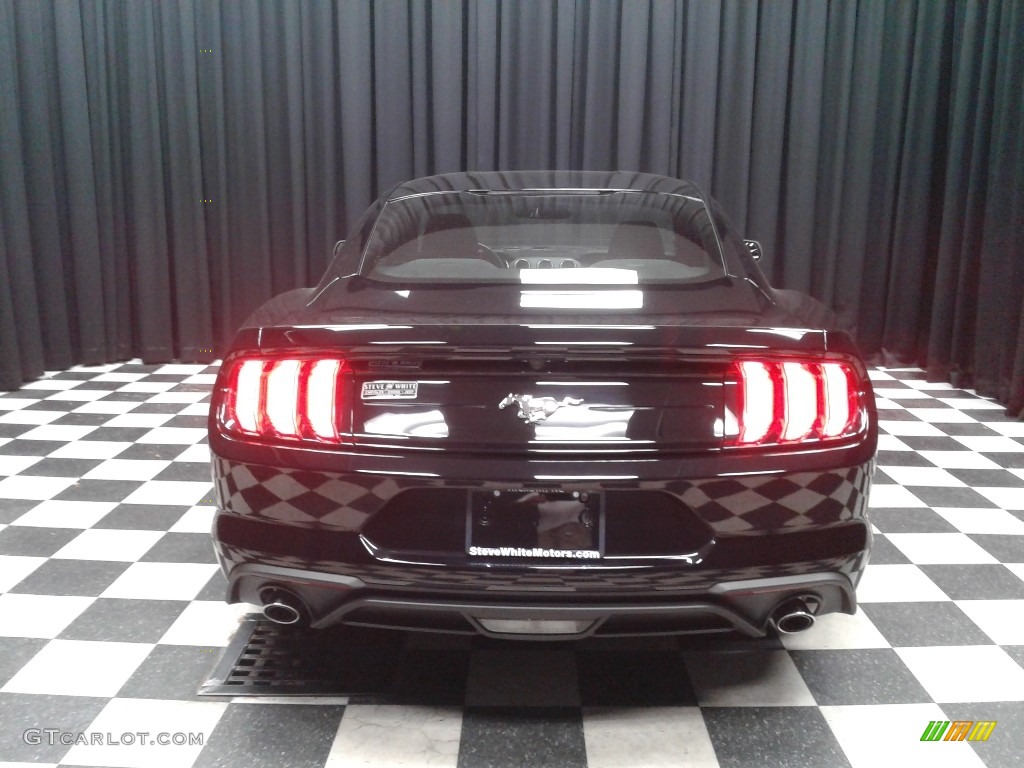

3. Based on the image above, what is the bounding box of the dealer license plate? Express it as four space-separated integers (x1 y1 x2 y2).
467 490 603 560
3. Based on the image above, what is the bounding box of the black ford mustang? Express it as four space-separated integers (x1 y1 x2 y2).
209 171 877 640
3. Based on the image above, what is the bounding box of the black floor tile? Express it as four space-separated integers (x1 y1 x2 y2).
789 649 933 705
906 486 998 508
91 504 188 531
0 499 39 523
458 708 587 768
19 458 104 478
54 479 144 502
59 598 188 643
920 564 1024 600
968 534 1024 563
943 700 1024 768
702 707 851 768
117 645 230 701
863 534 911 564
194 702 347 768
389 648 471 705
577 650 697 706
0 637 48 688
140 532 218 564
869 508 958 533
860 602 996 647
0 692 108 763
0 526 81 556
9 559 131 596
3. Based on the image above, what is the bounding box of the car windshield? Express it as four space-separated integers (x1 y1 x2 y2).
356 190 727 284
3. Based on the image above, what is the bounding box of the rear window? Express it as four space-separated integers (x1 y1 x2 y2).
355 190 727 284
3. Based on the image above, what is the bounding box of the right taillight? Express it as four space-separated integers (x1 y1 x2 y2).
217 356 347 444
730 359 862 447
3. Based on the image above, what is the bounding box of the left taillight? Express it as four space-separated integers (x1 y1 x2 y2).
217 357 346 444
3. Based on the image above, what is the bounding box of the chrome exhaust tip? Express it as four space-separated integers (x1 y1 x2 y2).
259 586 307 626
771 596 819 634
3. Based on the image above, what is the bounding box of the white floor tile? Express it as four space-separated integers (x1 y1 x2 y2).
71 400 141 414
934 507 1024 534
683 650 816 707
61 697 228 768
0 555 47 592
116 381 177 393
780 609 890 650
9 500 116 529
168 505 216 533
146 391 209 404
973 486 1024 510
2 639 152 697
19 379 82 391
584 707 719 768
905 408 977 423
821 703 985 768
938 397 1004 410
92 372 147 382
46 440 133 459
172 444 210 463
878 467 965 488
136 427 208 445
878 421 946 437
0 456 43 476
178 403 212 417
158 601 253 646
856 565 949 603
155 364 209 375
0 409 65 425
868 484 928 508
324 705 461 768
14 424 98 442
902 379 957 390
0 398 38 411
877 435 913 451
981 421 1024 437
82 459 172 482
886 533 999 565
953 435 1024 453
43 389 112 402
52 529 163 562
101 413 176 429
0 476 78 500
183 373 217 385
1006 563 1024 581
120 481 210 506
0 593 94 638
101 562 220 601
955 600 1024 644
918 451 1001 469
896 646 1024 702
872 388 935 400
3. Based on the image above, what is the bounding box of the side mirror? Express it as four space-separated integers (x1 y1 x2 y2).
744 239 763 261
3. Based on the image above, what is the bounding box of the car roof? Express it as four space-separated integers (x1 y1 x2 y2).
384 171 705 201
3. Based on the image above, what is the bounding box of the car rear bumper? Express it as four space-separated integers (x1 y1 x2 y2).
224 562 859 639
211 454 873 638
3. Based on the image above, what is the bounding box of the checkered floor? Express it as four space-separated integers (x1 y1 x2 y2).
0 362 1022 768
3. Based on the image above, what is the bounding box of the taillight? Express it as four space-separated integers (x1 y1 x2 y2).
219 357 346 443
730 359 862 447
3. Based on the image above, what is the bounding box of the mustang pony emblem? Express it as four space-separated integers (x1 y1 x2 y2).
499 394 584 423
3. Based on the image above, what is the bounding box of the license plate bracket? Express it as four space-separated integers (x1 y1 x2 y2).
467 490 604 560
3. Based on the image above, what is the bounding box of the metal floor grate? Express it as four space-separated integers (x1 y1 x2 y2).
199 616 410 697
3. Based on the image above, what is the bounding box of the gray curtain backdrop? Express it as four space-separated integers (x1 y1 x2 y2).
1 0 1022 415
